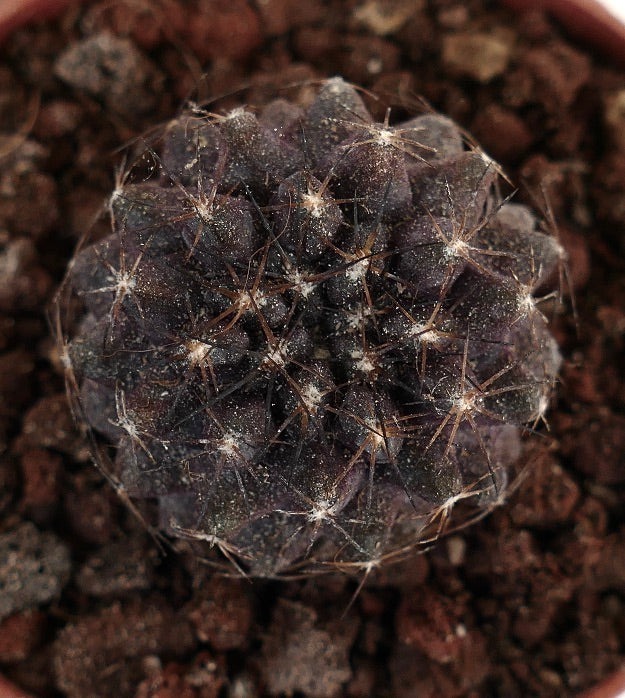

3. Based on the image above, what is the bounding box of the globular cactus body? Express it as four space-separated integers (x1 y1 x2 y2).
58 78 562 576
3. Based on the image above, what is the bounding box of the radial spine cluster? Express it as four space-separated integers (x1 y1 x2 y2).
60 77 562 576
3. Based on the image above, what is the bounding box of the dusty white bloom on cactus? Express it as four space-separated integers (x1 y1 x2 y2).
56 78 562 576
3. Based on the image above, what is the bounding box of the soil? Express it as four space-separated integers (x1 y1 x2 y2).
0 1 624 696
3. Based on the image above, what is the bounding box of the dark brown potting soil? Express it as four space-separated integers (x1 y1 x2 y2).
0 1 623 696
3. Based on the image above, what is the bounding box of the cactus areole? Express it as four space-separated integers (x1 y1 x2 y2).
56 78 562 576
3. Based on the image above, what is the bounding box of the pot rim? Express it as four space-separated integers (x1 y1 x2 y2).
502 0 625 63
2 0 625 50
0 1 623 697
0 0 80 43
3 0 625 63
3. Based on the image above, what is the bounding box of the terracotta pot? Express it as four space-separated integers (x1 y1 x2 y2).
578 666 625 698
503 0 625 64
3 0 625 56
0 1 623 697
0 0 80 42
2 0 625 60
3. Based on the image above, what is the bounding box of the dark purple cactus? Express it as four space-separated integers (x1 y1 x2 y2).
56 78 562 576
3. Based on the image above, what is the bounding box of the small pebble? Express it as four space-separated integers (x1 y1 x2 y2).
442 31 512 82
0 523 71 621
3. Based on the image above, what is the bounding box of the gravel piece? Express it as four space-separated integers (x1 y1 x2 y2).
0 523 71 621
442 31 512 82
53 597 195 698
76 537 157 597
54 32 163 118
186 576 252 651
259 599 358 698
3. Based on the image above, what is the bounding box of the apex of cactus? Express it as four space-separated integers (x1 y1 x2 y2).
55 78 562 576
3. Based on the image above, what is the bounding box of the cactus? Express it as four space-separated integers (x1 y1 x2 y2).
56 78 562 576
